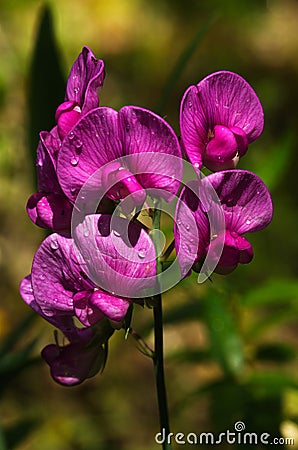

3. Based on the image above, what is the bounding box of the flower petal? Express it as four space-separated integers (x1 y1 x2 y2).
31 233 93 317
180 71 264 169
204 170 273 234
65 46 105 114
73 214 156 298
20 275 79 340
119 106 182 200
57 107 123 202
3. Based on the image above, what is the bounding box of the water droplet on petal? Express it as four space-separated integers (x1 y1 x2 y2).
68 131 75 140
37 158 43 167
39 274 45 281
74 87 80 94
70 156 79 166
138 248 147 259
113 230 121 237
50 239 59 250
246 219 251 225
186 224 190 231
70 156 79 167
75 139 82 149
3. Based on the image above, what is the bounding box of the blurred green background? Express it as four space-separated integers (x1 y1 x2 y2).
0 0 298 448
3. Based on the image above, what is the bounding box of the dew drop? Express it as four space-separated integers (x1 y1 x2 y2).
113 230 121 237
50 239 59 250
74 87 80 94
138 248 147 259
188 101 193 109
246 219 251 225
37 158 43 167
39 274 45 281
70 156 79 166
186 224 190 231
83 228 90 237
68 131 75 140
75 139 82 149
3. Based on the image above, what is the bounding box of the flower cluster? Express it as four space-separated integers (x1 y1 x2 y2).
20 47 273 385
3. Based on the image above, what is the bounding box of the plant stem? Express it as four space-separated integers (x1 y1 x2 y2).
152 201 171 450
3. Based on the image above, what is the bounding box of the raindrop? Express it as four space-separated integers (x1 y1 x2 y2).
83 228 90 237
37 158 43 167
50 239 59 250
69 131 75 140
74 87 80 94
138 249 147 259
39 274 45 281
75 139 82 149
246 219 251 225
188 101 193 109
113 230 121 237
70 156 79 166
185 224 190 231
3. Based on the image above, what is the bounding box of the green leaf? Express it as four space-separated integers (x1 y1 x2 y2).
4 419 37 450
28 4 65 183
246 371 298 397
156 15 218 115
203 289 244 375
241 278 298 308
255 342 297 363
167 348 211 364
0 312 36 358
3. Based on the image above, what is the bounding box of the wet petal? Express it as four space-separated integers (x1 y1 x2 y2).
180 71 264 170
73 214 156 298
20 275 79 340
57 107 123 202
27 192 73 232
31 233 93 317
204 170 273 234
65 46 105 114
119 106 182 200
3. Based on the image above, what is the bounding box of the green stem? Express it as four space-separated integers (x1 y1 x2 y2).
152 201 171 450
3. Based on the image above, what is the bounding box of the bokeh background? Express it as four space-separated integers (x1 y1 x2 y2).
0 0 298 448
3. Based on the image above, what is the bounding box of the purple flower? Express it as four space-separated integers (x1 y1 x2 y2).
56 106 182 210
27 47 105 231
20 214 156 326
175 170 273 276
41 326 111 386
180 71 264 172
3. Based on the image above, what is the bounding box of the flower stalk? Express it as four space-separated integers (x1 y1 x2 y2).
152 200 171 450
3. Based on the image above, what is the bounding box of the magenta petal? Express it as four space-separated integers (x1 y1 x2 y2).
73 214 156 298
57 107 123 202
180 71 264 170
42 341 105 386
31 233 93 316
29 193 72 232
196 71 264 142
55 101 81 140
65 46 105 114
180 85 206 169
204 125 238 171
204 170 273 234
119 106 182 199
73 290 105 327
20 275 79 341
90 290 130 322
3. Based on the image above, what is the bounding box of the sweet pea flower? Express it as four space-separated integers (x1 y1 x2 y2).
180 71 264 171
175 170 273 276
57 106 182 211
27 47 105 231
41 324 113 386
20 215 156 326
